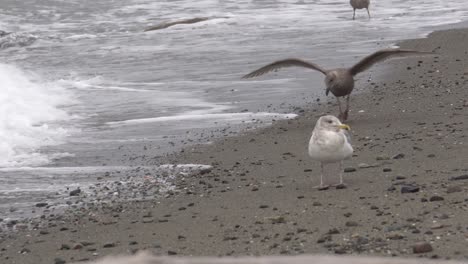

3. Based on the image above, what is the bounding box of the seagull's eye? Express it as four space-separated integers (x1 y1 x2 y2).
327 120 333 124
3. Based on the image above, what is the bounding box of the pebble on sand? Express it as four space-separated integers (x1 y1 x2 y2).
412 242 433 254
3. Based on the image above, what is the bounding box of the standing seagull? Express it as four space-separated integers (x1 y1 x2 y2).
308 115 353 189
350 0 370 20
242 48 431 121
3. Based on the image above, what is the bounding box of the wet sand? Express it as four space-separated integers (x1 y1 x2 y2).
1 27 468 264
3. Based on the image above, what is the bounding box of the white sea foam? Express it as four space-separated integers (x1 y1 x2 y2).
0 64 75 167
107 112 297 126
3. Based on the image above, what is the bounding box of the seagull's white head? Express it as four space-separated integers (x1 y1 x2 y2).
317 115 350 132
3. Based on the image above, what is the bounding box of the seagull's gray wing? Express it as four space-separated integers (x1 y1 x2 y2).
242 58 327 78
349 49 433 76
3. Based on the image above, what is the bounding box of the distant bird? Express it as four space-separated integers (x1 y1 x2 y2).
350 0 370 20
242 48 432 120
308 115 353 189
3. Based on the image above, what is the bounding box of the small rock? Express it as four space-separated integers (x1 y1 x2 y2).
431 223 444 229
344 167 356 173
447 186 462 193
449 175 468 181
60 244 70 250
72 243 83 250
358 163 372 168
334 247 347 254
167 250 177 255
429 196 444 202
54 258 66 264
376 155 390 161
69 188 81 196
392 153 405 159
328 228 340 235
345 221 358 227
269 216 286 224
412 242 433 254
383 168 392 172
35 202 48 207
387 232 405 240
103 242 115 248
317 234 331 243
401 185 419 193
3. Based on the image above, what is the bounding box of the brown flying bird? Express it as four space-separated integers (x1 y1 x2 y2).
242 49 432 120
350 0 370 20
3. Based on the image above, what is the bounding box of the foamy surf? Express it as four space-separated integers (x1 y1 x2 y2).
0 63 75 167
107 112 297 126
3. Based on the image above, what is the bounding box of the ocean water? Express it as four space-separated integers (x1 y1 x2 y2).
1 0 467 219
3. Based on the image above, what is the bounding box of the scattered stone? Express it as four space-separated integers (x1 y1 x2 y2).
358 163 373 168
392 153 405 159
345 221 358 227
344 167 356 173
450 175 468 181
429 196 444 202
269 216 286 224
387 232 405 240
35 202 48 207
412 242 433 254
401 185 420 193
328 228 340 235
60 244 70 250
431 223 444 229
20 248 30 254
168 250 177 255
376 155 390 160
69 188 81 196
80 241 95 246
447 186 462 193
72 243 83 250
383 168 392 172
103 242 116 248
334 247 347 254
54 258 66 264
317 234 331 243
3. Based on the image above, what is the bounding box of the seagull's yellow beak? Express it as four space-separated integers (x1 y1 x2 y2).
338 124 351 131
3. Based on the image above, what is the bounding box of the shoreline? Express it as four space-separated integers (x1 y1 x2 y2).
1 25 468 263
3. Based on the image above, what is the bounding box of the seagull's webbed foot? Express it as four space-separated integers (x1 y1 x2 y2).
333 183 347 189
314 185 330 191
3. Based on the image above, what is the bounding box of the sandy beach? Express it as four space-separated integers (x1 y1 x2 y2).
1 26 468 264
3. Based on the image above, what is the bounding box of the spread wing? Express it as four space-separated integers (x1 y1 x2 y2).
242 58 327 78
349 49 434 76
